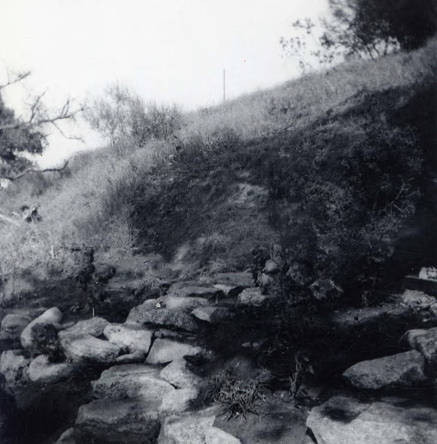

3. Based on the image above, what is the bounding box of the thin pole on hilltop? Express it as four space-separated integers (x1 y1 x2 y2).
223 68 226 102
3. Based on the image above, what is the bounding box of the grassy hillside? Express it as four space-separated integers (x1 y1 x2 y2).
1 38 436 301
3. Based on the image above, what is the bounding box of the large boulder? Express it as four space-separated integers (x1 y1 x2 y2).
92 364 174 402
21 307 63 350
343 350 427 390
56 427 76 444
75 398 161 444
307 395 437 444
60 334 120 364
158 407 240 444
159 387 198 415
28 354 75 385
126 300 200 332
103 324 152 355
146 339 201 365
160 359 202 389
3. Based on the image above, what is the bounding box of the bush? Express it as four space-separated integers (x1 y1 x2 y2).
85 84 184 148
192 369 266 419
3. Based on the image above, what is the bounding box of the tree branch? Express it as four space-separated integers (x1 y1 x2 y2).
0 70 31 91
1 160 69 182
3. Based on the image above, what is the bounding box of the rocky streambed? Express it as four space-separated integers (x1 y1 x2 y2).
1 266 437 443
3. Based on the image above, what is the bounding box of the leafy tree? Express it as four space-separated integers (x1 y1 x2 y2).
281 0 437 70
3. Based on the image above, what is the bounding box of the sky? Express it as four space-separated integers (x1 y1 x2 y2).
0 0 328 167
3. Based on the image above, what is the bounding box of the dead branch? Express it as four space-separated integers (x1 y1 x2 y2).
2 160 69 182
0 102 84 132
0 70 31 91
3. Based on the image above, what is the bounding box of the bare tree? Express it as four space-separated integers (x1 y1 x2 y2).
0 70 84 181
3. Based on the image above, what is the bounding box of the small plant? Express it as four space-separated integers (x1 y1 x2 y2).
30 323 64 362
192 369 266 420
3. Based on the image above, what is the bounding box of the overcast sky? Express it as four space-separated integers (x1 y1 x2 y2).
1 0 328 167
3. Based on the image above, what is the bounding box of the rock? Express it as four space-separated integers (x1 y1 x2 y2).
400 289 436 307
419 267 437 280
213 284 242 298
264 260 279 274
126 299 200 332
28 354 75 384
56 427 76 444
92 364 174 402
75 398 161 444
1 313 32 339
115 350 147 364
167 284 223 300
238 288 268 307
212 272 254 288
21 307 63 350
343 350 427 390
307 395 437 444
161 295 209 311
191 306 233 323
410 327 437 371
59 317 109 339
257 272 274 289
160 359 202 389
159 387 198 415
146 339 201 365
103 324 152 354
158 408 241 444
310 279 343 301
0 349 30 389
0 350 34 408
401 328 428 348
60 334 121 364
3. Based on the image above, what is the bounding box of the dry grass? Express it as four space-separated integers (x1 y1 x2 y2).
0 38 435 300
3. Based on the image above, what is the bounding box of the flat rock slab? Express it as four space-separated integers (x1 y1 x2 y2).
160 359 202 389
212 272 254 288
307 395 437 444
167 285 223 300
191 306 233 323
92 364 174 402
160 295 209 311
75 398 161 444
146 338 201 365
28 354 75 385
158 407 241 444
126 300 200 332
343 350 427 390
59 317 109 339
60 334 121 364
103 324 152 354
215 396 307 444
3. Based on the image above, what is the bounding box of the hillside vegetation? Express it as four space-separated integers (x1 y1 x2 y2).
1 38 436 302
